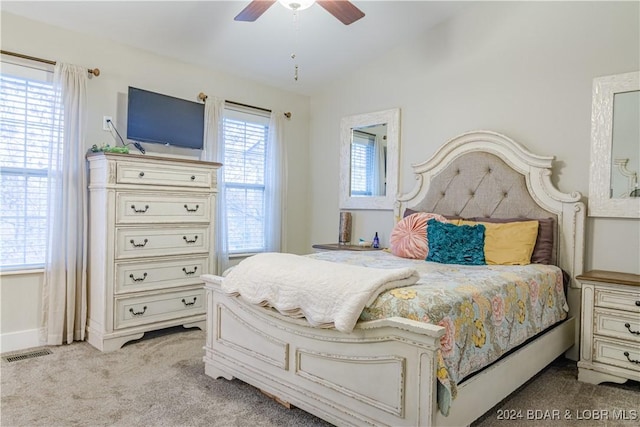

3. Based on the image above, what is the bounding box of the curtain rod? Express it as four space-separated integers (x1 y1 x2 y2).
198 92 291 119
1 49 100 77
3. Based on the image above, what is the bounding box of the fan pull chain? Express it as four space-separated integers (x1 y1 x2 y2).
292 9 301 31
290 8 301 82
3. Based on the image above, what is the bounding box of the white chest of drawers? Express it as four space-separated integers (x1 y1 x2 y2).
577 270 640 385
86 153 221 351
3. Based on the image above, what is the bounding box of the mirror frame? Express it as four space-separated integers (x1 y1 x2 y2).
589 71 640 218
339 108 400 210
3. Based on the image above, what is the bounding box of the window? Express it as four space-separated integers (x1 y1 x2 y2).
350 130 376 196
222 106 270 254
0 61 58 270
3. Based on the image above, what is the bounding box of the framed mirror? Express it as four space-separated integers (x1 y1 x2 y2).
589 71 640 218
339 108 400 210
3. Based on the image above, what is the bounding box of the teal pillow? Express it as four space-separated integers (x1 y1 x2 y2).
426 219 486 265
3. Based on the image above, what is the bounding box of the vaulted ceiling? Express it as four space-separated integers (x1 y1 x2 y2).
2 1 469 95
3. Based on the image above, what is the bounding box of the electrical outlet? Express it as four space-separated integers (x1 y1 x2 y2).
102 116 112 131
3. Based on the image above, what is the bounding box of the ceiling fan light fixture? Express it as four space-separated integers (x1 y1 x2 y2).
278 0 315 11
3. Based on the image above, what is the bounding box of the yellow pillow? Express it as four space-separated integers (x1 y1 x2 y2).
460 220 539 265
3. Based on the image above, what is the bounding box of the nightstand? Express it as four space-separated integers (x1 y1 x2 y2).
312 243 382 251
576 270 640 385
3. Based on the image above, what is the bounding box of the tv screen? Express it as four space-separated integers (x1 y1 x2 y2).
127 87 205 150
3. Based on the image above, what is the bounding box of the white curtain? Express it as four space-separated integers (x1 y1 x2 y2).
265 111 286 252
41 63 88 345
373 136 386 196
201 97 228 273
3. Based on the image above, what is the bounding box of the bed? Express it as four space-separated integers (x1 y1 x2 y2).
201 130 586 426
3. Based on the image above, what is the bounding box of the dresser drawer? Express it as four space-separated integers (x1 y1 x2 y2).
594 308 640 344
116 192 211 224
593 337 640 374
114 288 205 329
116 162 214 188
115 256 210 294
115 226 209 259
595 287 640 313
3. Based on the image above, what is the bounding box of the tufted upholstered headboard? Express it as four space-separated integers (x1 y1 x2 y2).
411 151 560 264
396 131 586 286
412 152 556 220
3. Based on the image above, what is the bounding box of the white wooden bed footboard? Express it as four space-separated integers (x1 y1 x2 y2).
203 276 575 427
203 275 445 427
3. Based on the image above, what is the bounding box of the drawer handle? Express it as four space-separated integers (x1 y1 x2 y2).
182 266 198 275
129 306 147 316
182 297 197 306
636 301 640 307
184 204 199 213
130 204 149 213
130 238 148 248
190 175 196 181
624 323 640 335
183 235 198 244
129 272 148 282
138 171 145 178
623 351 640 365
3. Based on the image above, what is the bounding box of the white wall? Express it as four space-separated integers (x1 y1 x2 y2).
309 1 640 274
0 271 43 352
0 12 311 351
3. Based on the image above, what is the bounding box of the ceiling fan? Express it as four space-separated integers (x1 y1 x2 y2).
235 0 365 25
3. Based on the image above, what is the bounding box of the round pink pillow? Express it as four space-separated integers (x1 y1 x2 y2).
390 212 449 259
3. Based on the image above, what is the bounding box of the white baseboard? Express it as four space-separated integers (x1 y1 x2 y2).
0 329 41 353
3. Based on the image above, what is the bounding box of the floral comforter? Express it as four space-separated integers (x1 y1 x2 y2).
307 250 568 416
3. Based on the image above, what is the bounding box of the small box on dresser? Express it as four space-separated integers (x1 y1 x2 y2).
577 270 640 385
86 152 221 351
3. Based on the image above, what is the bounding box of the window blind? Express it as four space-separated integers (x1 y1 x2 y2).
223 106 270 253
0 62 57 269
350 131 375 196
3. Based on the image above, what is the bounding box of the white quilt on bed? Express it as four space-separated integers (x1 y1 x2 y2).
221 252 419 332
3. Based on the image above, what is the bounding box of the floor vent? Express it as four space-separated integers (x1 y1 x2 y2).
2 348 52 363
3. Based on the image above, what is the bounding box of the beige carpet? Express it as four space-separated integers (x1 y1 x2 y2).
1 327 638 427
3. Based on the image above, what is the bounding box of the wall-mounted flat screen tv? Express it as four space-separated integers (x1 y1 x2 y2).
127 86 205 150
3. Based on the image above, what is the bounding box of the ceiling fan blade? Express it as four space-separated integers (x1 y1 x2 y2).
316 1 365 25
234 0 277 22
